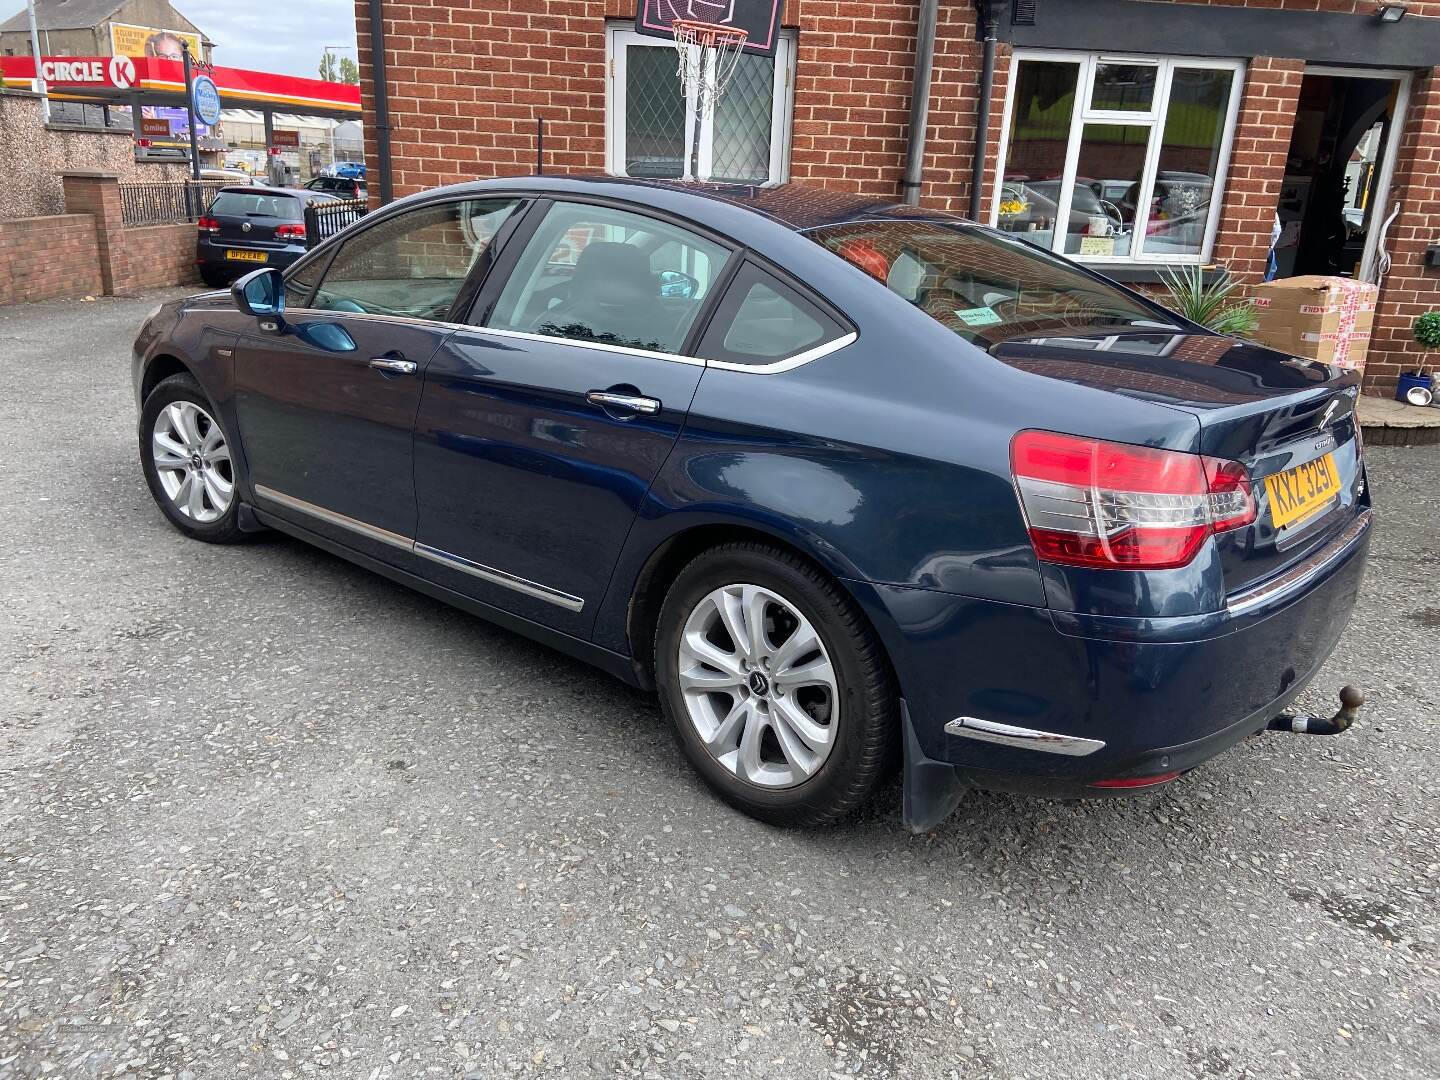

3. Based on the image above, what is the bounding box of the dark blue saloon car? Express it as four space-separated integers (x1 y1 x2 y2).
133 177 1371 829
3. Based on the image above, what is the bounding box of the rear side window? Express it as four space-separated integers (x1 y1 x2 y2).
208 191 302 221
698 262 846 368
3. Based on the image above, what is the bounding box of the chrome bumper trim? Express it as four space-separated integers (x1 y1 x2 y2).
944 716 1106 756
1227 510 1371 617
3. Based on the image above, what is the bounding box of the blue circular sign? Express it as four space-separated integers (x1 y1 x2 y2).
192 75 222 127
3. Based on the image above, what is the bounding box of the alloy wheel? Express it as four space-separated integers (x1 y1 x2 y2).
676 583 839 789
151 401 233 523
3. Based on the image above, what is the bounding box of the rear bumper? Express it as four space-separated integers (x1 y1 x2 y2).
196 236 304 269
854 510 1372 798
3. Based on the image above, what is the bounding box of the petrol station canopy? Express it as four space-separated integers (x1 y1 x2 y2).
0 54 360 118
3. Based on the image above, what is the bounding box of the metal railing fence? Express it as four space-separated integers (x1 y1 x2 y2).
304 198 369 249
118 181 230 226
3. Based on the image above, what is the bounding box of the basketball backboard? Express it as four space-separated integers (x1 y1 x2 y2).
634 0 783 57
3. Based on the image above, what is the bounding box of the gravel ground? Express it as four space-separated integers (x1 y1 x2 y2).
1 290 1436 1080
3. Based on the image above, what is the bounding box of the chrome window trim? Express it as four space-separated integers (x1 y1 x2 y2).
1226 510 1371 617
414 544 585 612
944 715 1106 756
473 325 708 368
253 485 584 612
706 330 859 375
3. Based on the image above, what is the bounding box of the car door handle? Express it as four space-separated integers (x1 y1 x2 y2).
586 390 661 414
368 357 417 375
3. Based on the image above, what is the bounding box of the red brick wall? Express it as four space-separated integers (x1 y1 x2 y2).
124 223 202 291
354 0 1440 393
0 214 104 305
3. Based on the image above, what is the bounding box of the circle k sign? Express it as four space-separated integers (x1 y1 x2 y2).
108 55 136 89
39 56 137 89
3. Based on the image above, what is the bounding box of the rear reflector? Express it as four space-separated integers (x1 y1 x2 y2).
1089 771 1182 789
1011 431 1256 570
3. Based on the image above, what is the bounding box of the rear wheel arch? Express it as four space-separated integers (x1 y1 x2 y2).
626 522 889 691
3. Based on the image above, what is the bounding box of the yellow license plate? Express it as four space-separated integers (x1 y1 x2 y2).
225 250 267 263
1265 452 1341 530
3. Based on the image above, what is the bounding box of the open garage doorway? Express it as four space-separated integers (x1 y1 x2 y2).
1274 68 1410 284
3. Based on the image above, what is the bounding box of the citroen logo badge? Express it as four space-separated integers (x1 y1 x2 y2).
747 671 770 697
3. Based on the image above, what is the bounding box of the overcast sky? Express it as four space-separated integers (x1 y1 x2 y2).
178 0 358 79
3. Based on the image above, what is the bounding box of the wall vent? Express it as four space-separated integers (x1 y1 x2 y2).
1012 0 1038 27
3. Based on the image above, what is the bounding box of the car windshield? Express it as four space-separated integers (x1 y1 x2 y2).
808 219 1177 348
209 192 303 220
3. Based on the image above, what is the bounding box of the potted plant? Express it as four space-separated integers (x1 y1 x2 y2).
1398 311 1440 405
1160 264 1259 338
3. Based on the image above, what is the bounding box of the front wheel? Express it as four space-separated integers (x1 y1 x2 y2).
654 542 898 826
139 373 246 543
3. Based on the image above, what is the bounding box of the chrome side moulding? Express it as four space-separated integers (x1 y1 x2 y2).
254 484 412 552
944 715 1106 756
1227 510 1372 617
252 486 584 612
414 544 584 612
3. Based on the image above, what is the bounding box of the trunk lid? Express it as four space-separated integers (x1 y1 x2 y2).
990 331 1367 595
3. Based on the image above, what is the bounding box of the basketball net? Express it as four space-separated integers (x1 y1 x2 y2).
671 18 749 181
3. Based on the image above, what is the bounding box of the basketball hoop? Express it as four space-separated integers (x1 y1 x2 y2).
671 18 749 116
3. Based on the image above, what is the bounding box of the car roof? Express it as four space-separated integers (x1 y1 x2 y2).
396 174 970 234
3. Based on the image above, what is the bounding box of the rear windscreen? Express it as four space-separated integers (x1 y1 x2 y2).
208 192 303 220
809 219 1177 349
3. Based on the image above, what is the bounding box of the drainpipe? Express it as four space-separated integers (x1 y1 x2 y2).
367 0 395 204
969 1 1000 222
25 0 49 124
900 0 939 206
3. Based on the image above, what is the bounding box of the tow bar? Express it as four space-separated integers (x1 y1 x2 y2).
1268 685 1364 736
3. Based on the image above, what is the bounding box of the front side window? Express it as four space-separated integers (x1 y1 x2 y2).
993 52 1242 264
606 26 795 185
310 199 519 321
812 219 1175 349
485 201 730 354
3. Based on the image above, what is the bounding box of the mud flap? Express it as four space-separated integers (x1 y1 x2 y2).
901 701 970 833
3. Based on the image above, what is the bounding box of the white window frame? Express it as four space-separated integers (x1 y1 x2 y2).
605 24 795 186
990 50 1245 266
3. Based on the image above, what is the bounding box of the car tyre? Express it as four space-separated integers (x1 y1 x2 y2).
199 265 230 288
139 373 247 544
655 541 898 826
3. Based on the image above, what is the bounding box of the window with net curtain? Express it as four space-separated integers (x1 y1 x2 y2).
612 30 791 185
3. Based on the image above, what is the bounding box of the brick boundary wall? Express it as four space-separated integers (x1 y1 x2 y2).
0 173 201 306
0 214 104 305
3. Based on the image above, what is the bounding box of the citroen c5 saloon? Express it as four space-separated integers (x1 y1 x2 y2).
132 177 1371 829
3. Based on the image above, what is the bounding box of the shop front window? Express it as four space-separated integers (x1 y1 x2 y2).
993 52 1244 264
606 26 795 185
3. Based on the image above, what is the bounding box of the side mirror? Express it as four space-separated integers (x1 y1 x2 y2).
658 269 699 300
231 267 286 330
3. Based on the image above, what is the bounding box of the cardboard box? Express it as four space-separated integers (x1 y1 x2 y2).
1246 275 1377 370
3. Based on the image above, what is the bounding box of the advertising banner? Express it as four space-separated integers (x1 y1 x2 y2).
109 22 203 61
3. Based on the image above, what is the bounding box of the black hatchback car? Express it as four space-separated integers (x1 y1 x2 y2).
195 187 338 287
137 176 1370 830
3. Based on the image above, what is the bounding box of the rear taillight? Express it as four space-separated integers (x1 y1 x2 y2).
1010 431 1256 571
275 223 306 240
196 216 219 233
